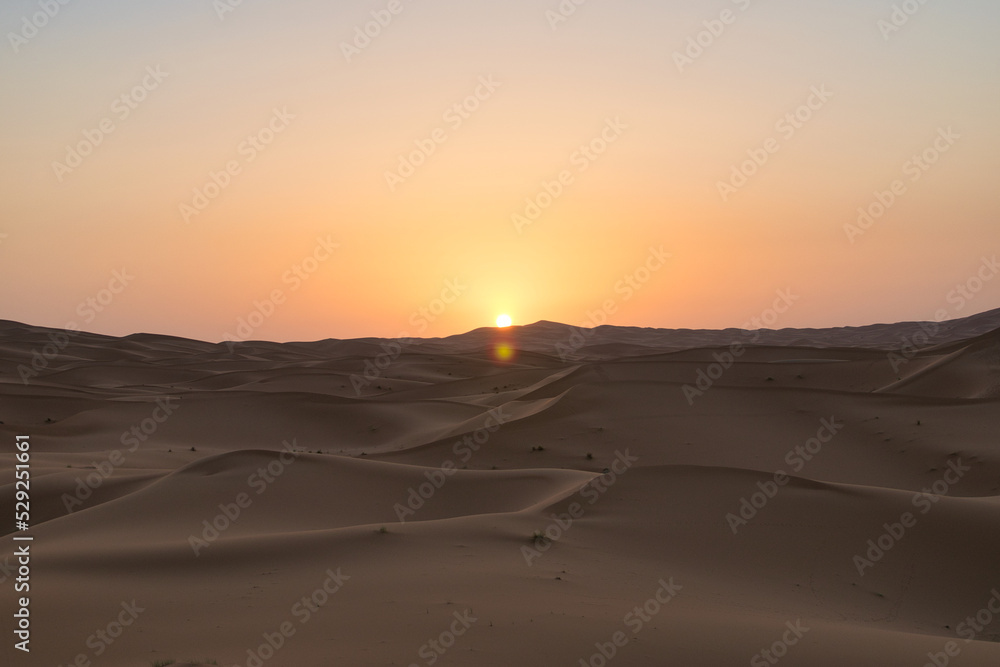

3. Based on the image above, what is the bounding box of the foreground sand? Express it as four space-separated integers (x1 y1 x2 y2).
2 311 1000 666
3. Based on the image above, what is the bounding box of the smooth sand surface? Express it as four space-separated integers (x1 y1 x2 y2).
2 310 1000 666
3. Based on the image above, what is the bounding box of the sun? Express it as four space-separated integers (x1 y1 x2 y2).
496 313 512 328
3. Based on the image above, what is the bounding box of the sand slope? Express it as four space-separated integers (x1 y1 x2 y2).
2 312 1000 666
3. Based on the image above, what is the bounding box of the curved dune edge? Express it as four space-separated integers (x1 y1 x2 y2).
1 316 999 666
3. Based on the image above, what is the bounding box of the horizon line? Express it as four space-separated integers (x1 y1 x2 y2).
3 304 999 347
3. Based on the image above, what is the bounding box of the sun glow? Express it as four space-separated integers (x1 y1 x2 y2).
496 314 512 328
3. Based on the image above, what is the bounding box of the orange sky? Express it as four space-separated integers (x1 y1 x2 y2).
1 0 998 341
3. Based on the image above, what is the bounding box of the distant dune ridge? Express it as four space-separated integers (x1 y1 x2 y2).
5 304 1000 362
2 309 1000 666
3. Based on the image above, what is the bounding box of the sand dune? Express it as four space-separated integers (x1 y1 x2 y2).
2 311 1000 665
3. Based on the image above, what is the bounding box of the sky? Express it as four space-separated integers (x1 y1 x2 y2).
1 0 998 342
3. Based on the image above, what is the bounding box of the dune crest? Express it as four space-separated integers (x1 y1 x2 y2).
2 313 1000 665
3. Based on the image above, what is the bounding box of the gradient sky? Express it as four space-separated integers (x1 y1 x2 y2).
1 0 998 341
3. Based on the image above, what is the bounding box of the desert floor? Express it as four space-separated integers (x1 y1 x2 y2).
2 313 1000 666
